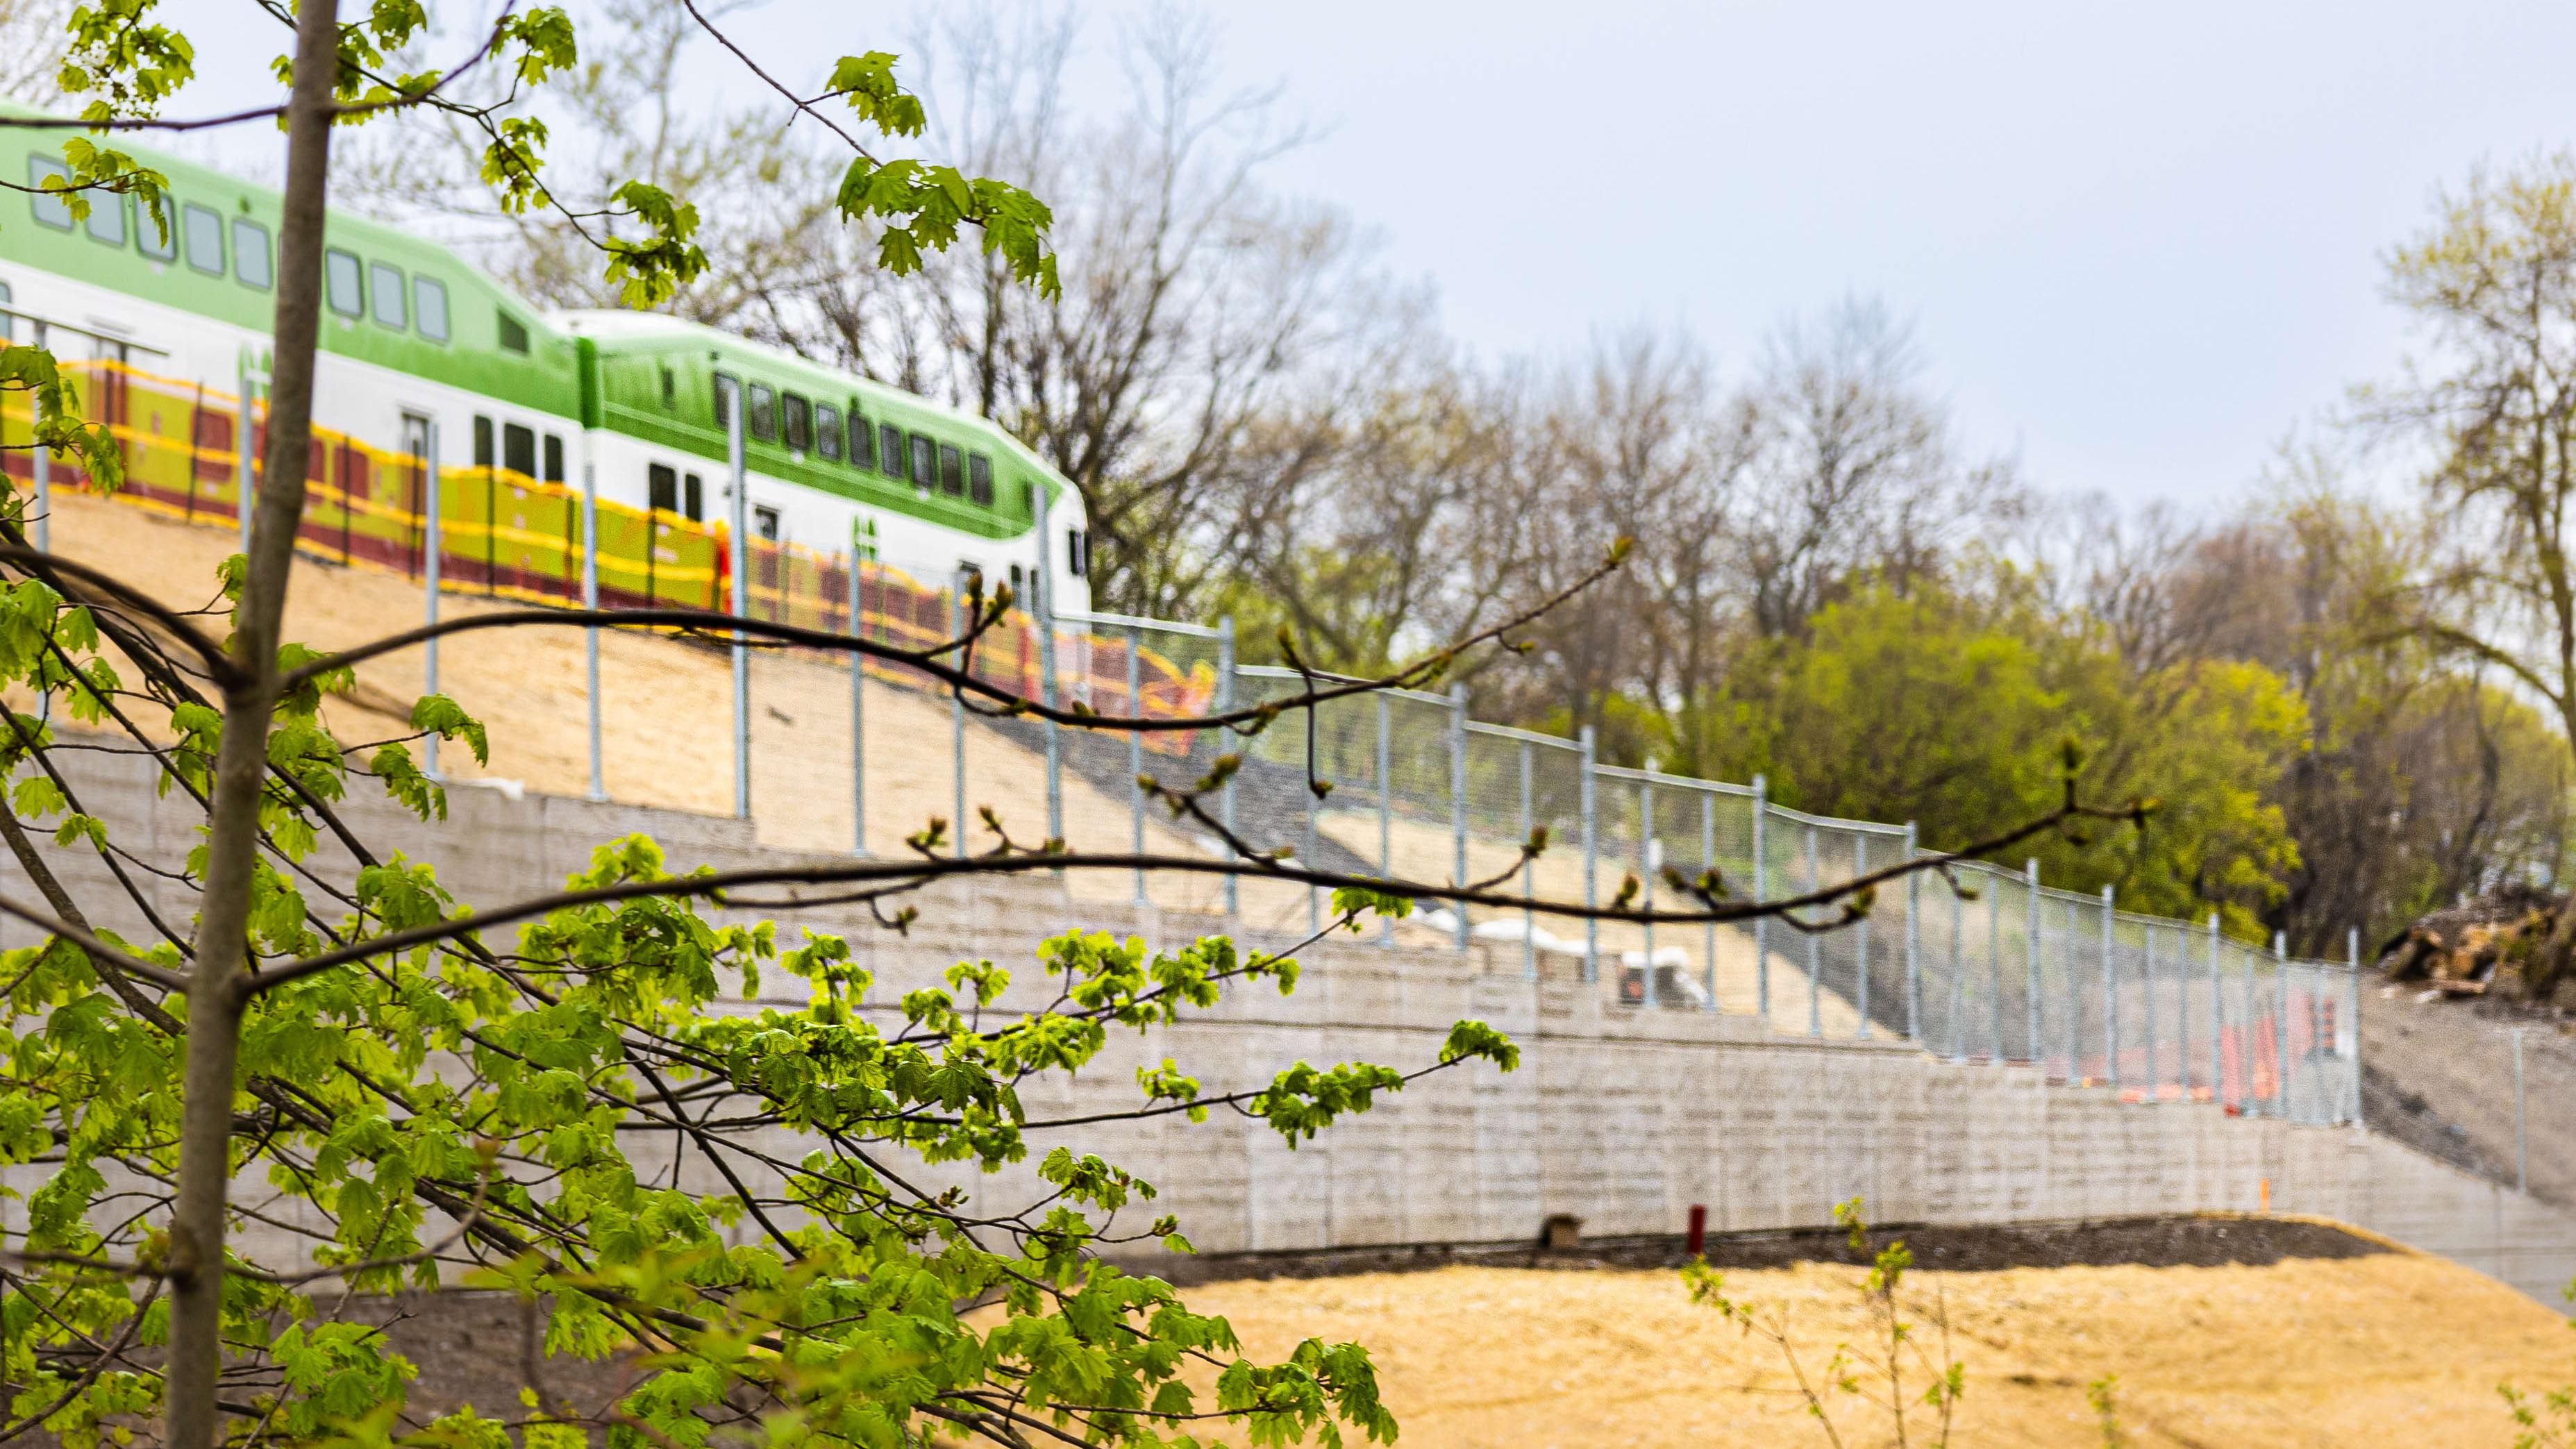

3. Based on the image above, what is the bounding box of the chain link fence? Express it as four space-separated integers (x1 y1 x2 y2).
10 355 2366 1123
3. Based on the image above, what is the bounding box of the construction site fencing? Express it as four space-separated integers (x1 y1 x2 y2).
8 351 2364 1124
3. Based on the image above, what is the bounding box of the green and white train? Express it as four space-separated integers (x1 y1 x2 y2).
0 119 1092 619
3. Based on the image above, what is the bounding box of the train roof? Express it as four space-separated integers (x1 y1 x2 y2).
555 308 1076 514
0 103 582 417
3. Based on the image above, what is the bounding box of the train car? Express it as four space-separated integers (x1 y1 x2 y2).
560 310 1091 613
0 114 1092 621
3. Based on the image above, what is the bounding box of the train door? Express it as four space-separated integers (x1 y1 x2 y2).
91 333 130 471
399 413 429 578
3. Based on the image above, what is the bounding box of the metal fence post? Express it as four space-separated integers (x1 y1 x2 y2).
1451 684 1469 953
235 349 253 558
2273 930 2291 1118
1641 762 1659 1006
581 435 605 803
2100 885 2119 1092
2347 927 2364 1128
1703 791 1719 1010
950 580 967 861
1985 872 2002 1062
1805 825 1823 1039
2144 921 2160 1101
848 550 866 856
423 420 442 780
2208 914 2225 1108
2515 1025 2529 1192
1581 726 1598 982
1853 833 1871 1038
724 380 749 821
2024 860 2041 1065
1903 821 1921 1042
1519 741 1535 980
1378 691 1394 948
1036 482 1062 853
1752 774 1768 1021
1128 624 1146 906
2239 928 2257 1113
2175 920 2191 1101
2057 893 2078 1076
1219 617 1237 917
29 387 44 552
1949 882 1967 1062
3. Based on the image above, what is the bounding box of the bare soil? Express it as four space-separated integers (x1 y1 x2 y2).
2360 985 2576 1205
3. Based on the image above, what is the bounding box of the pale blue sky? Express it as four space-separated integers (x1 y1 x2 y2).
171 0 2576 510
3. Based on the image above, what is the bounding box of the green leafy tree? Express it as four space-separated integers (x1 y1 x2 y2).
2371 149 2576 985
1687 583 2302 937
0 5 1065 1445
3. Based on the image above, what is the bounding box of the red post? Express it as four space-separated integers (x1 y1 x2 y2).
1686 1203 1707 1258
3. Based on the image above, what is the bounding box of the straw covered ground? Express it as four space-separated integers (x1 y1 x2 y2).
1169 1247 2575 1448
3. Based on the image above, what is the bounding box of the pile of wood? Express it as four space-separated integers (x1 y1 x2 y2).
2377 884 2563 996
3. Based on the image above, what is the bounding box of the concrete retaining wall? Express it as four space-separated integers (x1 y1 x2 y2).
10 747 2576 1303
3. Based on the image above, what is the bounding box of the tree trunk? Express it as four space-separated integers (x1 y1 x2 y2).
162 3 340 1446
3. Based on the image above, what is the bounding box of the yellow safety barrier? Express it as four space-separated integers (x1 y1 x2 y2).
0 356 1216 739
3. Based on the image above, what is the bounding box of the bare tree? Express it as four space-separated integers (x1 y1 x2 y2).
1210 344 1530 673
1462 328 1753 752
335 0 837 328
776 4 1403 616
0 0 68 104
2361 151 2576 980
1737 296 2022 639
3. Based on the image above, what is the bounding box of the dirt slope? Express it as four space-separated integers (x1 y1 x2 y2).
2361 985 2576 1206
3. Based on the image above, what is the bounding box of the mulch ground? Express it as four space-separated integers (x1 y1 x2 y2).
1140 1211 2389 1285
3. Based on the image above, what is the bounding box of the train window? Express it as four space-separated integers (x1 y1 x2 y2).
182 203 223 275
649 463 678 514
413 277 448 342
324 249 362 316
880 422 903 480
503 423 535 480
754 505 780 541
848 405 873 469
659 367 675 409
137 201 175 261
814 403 842 461
232 219 271 289
967 453 993 506
85 192 127 248
939 444 963 496
1067 527 1088 578
472 415 495 468
712 371 737 428
496 310 529 353
369 262 406 329
543 433 564 483
27 157 72 230
1019 478 1035 515
910 434 936 492
781 392 811 451
748 383 776 442
684 473 703 521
